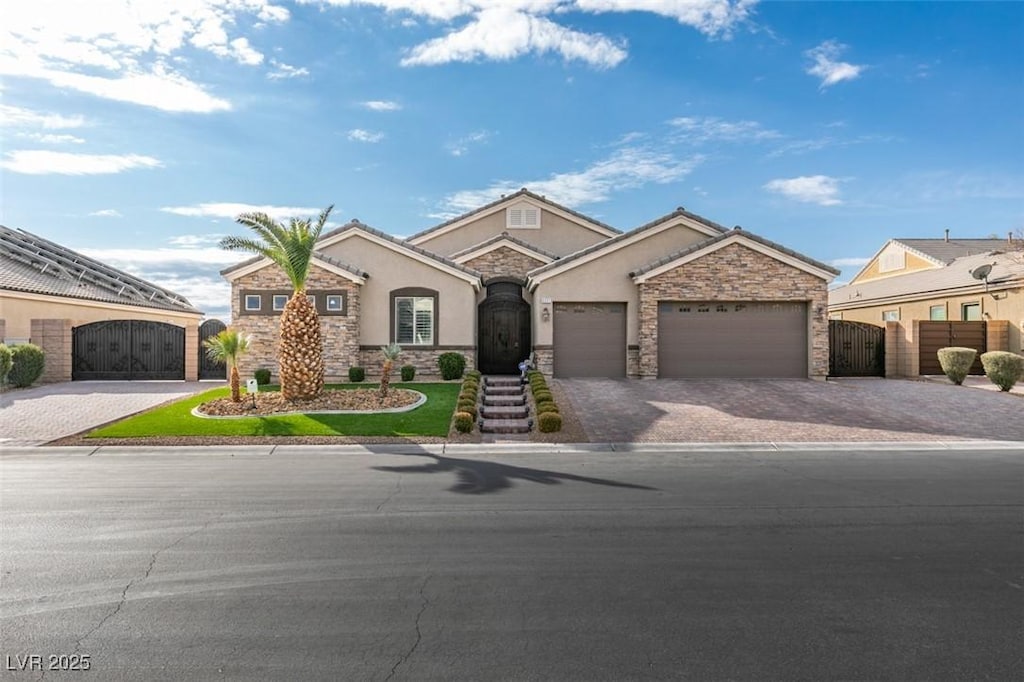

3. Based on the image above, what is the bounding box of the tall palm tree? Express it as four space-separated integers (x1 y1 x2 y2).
203 328 250 402
378 343 402 399
220 205 333 401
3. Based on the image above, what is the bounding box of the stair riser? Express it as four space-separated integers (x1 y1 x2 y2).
484 387 523 396
483 397 526 407
481 408 529 419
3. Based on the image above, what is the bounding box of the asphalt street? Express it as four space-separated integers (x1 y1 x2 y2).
1 445 1022 681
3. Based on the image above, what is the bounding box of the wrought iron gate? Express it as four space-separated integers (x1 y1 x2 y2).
72 320 185 380
828 320 885 377
198 318 227 380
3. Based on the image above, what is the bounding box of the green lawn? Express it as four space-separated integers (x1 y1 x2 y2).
87 383 460 438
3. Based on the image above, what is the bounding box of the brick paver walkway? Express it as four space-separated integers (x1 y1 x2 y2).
557 378 1024 443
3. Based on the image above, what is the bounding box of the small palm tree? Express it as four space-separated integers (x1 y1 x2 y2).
220 205 333 401
379 343 402 399
203 329 251 402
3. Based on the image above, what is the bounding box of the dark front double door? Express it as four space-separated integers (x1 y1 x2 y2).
477 282 531 375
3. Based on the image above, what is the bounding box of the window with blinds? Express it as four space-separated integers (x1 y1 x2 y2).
395 296 434 345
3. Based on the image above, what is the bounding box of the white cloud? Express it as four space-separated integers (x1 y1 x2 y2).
448 130 491 156
160 203 325 221
347 128 385 143
805 40 865 88
0 1 289 112
574 0 756 38
267 60 309 80
763 175 843 206
89 209 123 218
401 8 627 68
829 257 869 267
168 234 228 247
362 100 402 111
16 132 86 144
439 146 702 215
0 104 86 129
668 116 781 144
1 150 162 175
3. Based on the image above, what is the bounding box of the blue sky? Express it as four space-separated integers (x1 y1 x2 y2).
2 0 1022 321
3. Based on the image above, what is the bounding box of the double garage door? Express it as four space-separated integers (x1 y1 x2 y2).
552 300 808 378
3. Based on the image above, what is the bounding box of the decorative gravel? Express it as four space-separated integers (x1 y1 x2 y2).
196 388 421 417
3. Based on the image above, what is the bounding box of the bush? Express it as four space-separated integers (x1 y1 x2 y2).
532 389 553 402
980 351 1024 392
348 366 365 382
937 347 977 385
8 343 45 388
466 369 482 380
453 411 475 433
438 352 466 380
0 344 12 385
536 400 559 415
537 411 562 433
457 403 477 420
457 397 477 410
254 367 272 385
400 364 416 382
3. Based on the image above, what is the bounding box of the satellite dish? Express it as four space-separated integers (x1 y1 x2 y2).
970 263 993 281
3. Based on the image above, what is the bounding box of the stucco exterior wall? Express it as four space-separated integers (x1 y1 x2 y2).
414 208 609 258
463 246 545 282
318 234 478 347
230 263 361 384
531 224 711 348
637 243 830 379
853 251 937 284
833 290 1023 354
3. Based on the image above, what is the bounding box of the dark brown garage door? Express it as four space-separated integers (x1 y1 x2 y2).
658 301 807 378
553 302 626 377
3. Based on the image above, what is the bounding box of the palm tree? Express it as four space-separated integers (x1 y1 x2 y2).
220 205 333 401
378 343 402 399
203 329 251 402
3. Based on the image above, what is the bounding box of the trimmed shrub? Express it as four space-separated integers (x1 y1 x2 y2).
537 411 562 433
937 347 977 386
457 403 478 420
536 400 559 415
254 367 272 385
457 398 477 412
532 389 553 402
466 369 482 380
453 411 475 433
980 351 1024 392
438 352 466 380
458 390 477 403
400 364 416 382
348 366 366 382
8 343 45 388
0 344 12 385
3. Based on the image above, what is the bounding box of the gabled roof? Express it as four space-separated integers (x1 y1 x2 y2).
449 231 559 264
220 250 369 283
317 220 482 287
895 238 1013 264
526 206 729 288
829 249 1024 309
406 188 621 245
630 228 840 283
0 224 201 314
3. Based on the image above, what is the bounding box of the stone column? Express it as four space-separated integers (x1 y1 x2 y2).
184 322 199 382
30 319 73 383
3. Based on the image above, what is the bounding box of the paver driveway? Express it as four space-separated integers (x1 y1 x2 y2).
0 381 222 446
557 378 1024 443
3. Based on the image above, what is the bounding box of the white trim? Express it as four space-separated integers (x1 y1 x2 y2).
245 294 263 311
828 279 1021 311
271 294 288 311
631 233 838 284
0 288 202 320
317 228 481 290
849 239 945 284
452 238 555 265
325 294 344 312
528 215 724 290
223 254 366 285
408 194 618 246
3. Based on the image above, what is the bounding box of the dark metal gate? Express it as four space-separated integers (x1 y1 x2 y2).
198 318 227 380
72 320 185 380
829 320 885 377
478 281 531 375
919 321 986 375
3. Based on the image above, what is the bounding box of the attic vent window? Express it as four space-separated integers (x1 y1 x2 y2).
506 204 540 229
879 246 906 273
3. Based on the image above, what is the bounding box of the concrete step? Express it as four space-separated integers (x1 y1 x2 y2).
484 386 523 396
485 376 522 387
483 395 526 407
480 405 529 419
479 418 532 434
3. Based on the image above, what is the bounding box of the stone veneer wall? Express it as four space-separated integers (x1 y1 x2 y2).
357 347 476 379
463 246 545 282
637 242 830 379
532 346 553 376
231 264 361 384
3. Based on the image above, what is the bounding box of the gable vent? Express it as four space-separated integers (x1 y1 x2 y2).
507 203 540 229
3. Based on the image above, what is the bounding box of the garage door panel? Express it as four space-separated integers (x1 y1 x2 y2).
554 303 626 378
658 301 807 378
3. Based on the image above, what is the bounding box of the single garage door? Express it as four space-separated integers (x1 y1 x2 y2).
658 301 807 378
72 320 185 380
553 302 626 377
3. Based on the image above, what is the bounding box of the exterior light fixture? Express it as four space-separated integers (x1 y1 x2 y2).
541 307 551 322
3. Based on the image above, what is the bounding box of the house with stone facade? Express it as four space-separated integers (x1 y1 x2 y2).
222 189 839 381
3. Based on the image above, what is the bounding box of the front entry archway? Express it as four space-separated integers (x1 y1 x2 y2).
477 281 531 375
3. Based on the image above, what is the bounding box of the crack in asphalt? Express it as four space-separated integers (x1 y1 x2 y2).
70 519 217 658
384 575 431 682
376 474 403 512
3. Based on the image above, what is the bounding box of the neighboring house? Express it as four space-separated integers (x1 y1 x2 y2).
223 189 839 381
0 225 204 383
828 234 1024 374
